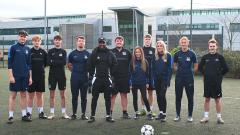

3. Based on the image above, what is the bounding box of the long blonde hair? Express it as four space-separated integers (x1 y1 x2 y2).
132 46 147 72
155 40 168 61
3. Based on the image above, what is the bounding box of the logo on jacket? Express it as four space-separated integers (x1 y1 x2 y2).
122 51 126 55
59 53 63 56
186 57 191 61
215 59 219 61
84 55 88 59
26 50 28 54
149 51 153 54
97 56 100 59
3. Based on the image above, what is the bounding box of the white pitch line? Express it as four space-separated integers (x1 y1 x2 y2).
223 97 240 100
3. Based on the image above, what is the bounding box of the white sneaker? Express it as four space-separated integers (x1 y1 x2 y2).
47 113 55 120
187 117 193 122
174 116 180 122
217 117 224 124
62 113 70 119
200 117 209 123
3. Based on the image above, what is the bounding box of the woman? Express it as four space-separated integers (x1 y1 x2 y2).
152 40 172 122
130 46 153 120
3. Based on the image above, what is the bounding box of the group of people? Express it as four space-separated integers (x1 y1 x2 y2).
7 30 229 125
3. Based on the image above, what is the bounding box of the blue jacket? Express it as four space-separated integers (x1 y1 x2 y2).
130 60 149 86
174 50 197 78
68 49 90 80
152 52 173 86
8 42 31 78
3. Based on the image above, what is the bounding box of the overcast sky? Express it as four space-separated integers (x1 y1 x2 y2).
0 0 239 18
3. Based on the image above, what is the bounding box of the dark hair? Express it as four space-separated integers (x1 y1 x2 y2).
54 35 62 40
75 35 85 40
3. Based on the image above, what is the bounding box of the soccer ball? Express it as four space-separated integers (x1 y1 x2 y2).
141 125 154 135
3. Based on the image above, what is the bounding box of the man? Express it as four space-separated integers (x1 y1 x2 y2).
87 37 117 123
173 36 198 122
7 30 32 124
198 38 228 124
110 36 131 119
67 36 90 120
47 35 70 119
141 34 155 116
27 35 48 120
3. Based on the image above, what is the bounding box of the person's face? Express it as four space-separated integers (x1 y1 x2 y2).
144 37 152 47
98 41 106 48
76 38 85 49
115 38 124 48
180 39 189 50
54 39 62 48
32 39 41 48
209 42 218 54
18 34 27 44
156 42 164 53
135 49 142 59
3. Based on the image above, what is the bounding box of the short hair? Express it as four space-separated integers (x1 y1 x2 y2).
144 34 152 39
75 35 85 40
32 35 42 41
54 35 62 40
208 38 218 45
115 36 124 41
179 36 189 44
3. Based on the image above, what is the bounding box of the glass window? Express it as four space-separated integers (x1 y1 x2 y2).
103 26 112 32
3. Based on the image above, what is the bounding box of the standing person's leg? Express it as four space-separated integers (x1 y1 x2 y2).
175 77 184 121
48 75 57 119
139 85 153 120
215 97 224 124
70 78 80 119
120 93 130 119
27 92 35 118
8 91 17 123
59 76 69 119
79 82 88 120
36 92 47 119
88 79 100 123
185 77 194 122
132 86 138 113
200 97 210 123
20 91 31 122
110 94 117 114
104 85 114 122
158 82 168 121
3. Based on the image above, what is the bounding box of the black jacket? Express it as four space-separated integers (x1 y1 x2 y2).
47 48 66 77
87 47 117 79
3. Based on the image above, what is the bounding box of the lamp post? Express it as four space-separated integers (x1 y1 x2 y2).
190 0 193 48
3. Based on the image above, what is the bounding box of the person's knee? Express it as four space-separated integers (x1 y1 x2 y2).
20 92 27 98
205 98 210 102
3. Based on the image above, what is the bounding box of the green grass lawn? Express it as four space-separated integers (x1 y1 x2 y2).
0 68 240 135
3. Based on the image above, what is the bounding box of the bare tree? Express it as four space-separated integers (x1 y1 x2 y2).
219 15 240 50
168 15 189 41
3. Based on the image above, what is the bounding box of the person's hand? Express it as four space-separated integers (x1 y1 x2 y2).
9 76 15 83
29 77 32 85
146 84 149 88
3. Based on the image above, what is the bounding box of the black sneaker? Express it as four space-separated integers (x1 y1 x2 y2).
27 112 32 121
88 116 95 123
81 114 89 120
71 114 77 120
134 113 140 120
156 113 163 120
122 112 131 119
39 112 47 119
22 115 32 122
7 117 14 124
161 114 167 122
147 113 154 120
106 116 115 123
